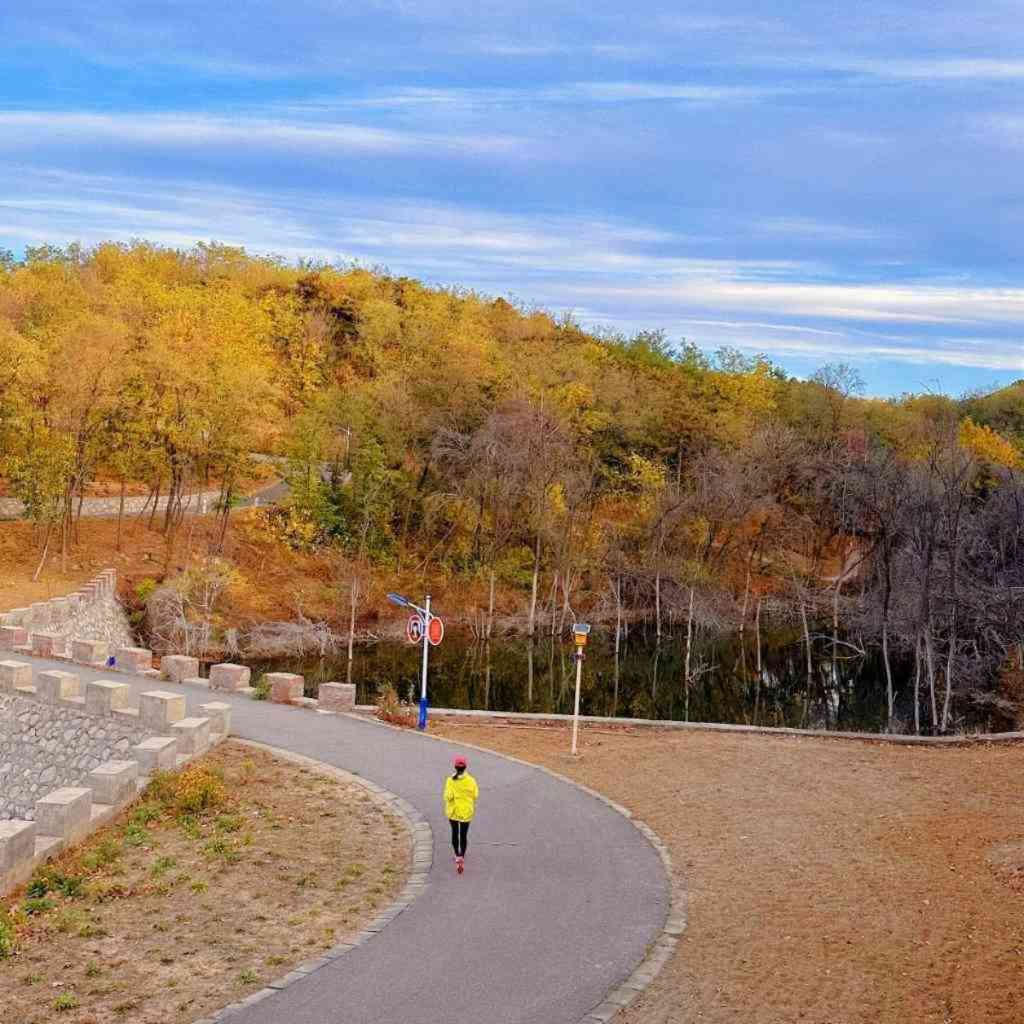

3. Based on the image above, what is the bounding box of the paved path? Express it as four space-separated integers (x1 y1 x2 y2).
20 655 668 1024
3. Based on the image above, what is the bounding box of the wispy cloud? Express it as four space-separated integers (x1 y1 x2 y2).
2 167 1022 381
0 110 519 158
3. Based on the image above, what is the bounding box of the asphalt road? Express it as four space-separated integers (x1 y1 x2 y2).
17 656 668 1024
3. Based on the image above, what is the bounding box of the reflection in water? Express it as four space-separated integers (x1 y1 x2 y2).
244 625 996 735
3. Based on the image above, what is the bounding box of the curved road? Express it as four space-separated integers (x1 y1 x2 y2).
21 656 668 1024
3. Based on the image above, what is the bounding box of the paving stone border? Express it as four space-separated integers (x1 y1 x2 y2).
348 712 685 1024
189 739 433 1024
351 703 1024 747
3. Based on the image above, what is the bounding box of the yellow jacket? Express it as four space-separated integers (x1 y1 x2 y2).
444 772 479 822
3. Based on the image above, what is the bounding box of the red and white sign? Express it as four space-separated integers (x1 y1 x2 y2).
406 615 425 644
428 616 444 646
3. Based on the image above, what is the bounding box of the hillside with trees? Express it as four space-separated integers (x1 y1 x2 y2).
1 241 1023 733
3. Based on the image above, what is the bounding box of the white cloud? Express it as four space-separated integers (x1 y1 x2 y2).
0 110 518 158
2 166 1022 377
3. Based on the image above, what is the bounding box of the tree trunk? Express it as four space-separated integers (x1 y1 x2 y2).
941 610 956 733
487 569 496 640
655 571 662 642
148 477 162 530
32 523 52 582
913 634 922 735
684 586 695 690
800 601 813 690
882 619 894 730
348 575 359 666
739 562 751 635
925 628 938 732
527 533 541 638
754 598 763 678
116 478 126 552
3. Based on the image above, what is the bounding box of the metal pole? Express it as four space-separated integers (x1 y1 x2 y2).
418 594 431 730
571 651 583 755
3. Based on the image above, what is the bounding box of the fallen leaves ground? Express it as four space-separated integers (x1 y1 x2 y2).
432 721 1024 1024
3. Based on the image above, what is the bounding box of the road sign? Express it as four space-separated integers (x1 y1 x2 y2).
406 615 425 644
428 616 444 646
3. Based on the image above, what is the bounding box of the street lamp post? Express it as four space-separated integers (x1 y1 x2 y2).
570 623 591 755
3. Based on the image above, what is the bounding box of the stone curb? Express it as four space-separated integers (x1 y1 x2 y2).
346 712 684 1024
191 739 433 1024
347 703 1024 747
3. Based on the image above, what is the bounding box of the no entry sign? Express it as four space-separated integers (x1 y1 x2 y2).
428 616 444 646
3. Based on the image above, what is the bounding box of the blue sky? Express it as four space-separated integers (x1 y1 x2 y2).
2 2 1024 396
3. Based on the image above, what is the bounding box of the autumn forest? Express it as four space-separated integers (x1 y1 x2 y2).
2 241 1023 734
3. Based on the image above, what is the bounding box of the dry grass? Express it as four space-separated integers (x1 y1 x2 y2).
0 741 409 1024
431 720 1024 1024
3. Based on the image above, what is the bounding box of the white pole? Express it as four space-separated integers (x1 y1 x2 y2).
421 594 431 703
571 651 583 755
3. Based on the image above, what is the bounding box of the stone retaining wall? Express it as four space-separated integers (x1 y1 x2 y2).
0 489 224 521
0 691 148 818
0 568 133 653
0 659 231 896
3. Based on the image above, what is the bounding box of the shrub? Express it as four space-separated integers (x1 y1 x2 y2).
174 764 227 814
252 674 270 701
0 916 14 959
81 837 121 871
53 992 79 1012
375 684 415 727
22 896 54 916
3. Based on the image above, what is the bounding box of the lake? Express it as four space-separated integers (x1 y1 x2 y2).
244 626 1004 735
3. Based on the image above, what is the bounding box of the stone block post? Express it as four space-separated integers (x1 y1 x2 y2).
28 602 50 626
132 736 179 773
72 639 109 666
36 670 80 704
34 788 93 843
31 633 62 658
171 717 211 755
0 626 27 649
0 820 37 873
0 661 32 691
209 663 251 692
160 654 200 683
199 701 232 736
85 680 130 716
116 647 153 673
268 672 304 704
139 691 186 731
87 760 139 807
318 682 357 712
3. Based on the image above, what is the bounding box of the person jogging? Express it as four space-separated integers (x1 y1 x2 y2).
444 755 478 875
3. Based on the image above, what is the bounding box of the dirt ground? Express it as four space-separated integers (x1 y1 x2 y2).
0 741 409 1024
431 721 1024 1024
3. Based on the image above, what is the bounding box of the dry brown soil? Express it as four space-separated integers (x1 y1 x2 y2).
432 720 1024 1024
0 741 409 1024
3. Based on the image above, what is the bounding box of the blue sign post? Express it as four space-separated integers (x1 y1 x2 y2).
388 591 440 730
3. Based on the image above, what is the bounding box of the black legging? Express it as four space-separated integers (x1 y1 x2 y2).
449 819 470 857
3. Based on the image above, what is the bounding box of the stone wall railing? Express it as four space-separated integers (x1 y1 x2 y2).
0 568 133 657
0 490 226 522
0 659 230 896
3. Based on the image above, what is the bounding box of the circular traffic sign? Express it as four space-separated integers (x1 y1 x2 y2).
406 615 425 644
428 616 444 647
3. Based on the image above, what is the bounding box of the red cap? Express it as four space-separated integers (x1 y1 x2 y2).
453 756 467 769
